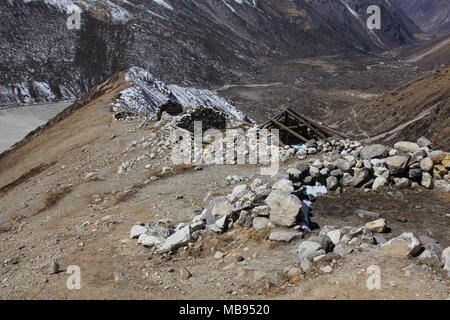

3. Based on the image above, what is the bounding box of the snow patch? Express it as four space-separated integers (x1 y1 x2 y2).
118 67 251 122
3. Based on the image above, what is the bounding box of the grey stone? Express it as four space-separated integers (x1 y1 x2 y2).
350 168 370 187
300 259 313 274
394 141 420 153
272 178 294 193
326 176 339 190
381 232 422 257
417 249 444 268
157 225 191 253
354 209 381 220
421 172 433 189
333 159 351 172
309 166 320 179
252 217 274 230
266 190 301 227
297 241 325 262
385 156 410 175
333 243 353 256
360 144 388 159
419 235 443 256
409 168 422 180
340 173 353 187
372 177 389 191
42 260 60 275
268 230 302 242
203 197 232 225
138 234 163 247
236 211 253 228
417 136 432 148
435 180 450 192
330 169 343 177
130 225 148 239
420 158 434 172
365 218 387 233
373 234 387 245
394 177 410 189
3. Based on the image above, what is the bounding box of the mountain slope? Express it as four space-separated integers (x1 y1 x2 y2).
0 0 420 107
392 0 450 34
332 64 450 149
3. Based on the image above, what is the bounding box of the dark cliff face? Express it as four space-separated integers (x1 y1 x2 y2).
0 0 420 107
392 0 450 35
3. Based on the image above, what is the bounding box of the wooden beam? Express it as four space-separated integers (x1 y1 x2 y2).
269 118 309 143
285 109 327 140
287 108 350 140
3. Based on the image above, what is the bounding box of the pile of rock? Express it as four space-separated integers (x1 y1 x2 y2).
296 222 449 276
129 173 328 252
285 138 450 193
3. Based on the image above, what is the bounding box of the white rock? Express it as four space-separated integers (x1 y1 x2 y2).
394 141 420 153
381 232 422 257
421 172 433 189
272 179 294 193
266 190 302 227
130 225 148 239
420 158 433 172
372 177 389 191
157 225 191 253
365 218 386 233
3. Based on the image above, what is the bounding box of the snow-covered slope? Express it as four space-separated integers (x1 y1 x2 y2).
118 67 250 121
1 0 421 108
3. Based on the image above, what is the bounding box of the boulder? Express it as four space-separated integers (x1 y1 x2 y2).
409 169 422 180
272 179 294 193
380 232 422 257
394 141 420 153
309 235 335 253
130 225 148 239
157 225 191 253
417 136 432 148
385 156 410 175
419 235 443 256
417 249 443 268
333 243 354 256
394 177 410 189
309 166 320 179
326 176 339 191
365 218 387 233
350 168 370 187
443 247 450 272
360 144 388 159
374 166 389 179
252 217 274 230
268 230 302 242
333 159 351 172
138 234 163 247
296 241 325 262
354 209 381 220
204 197 232 224
230 184 249 201
340 173 353 187
373 234 387 245
434 180 450 192
265 190 301 227
421 172 433 189
372 177 389 191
